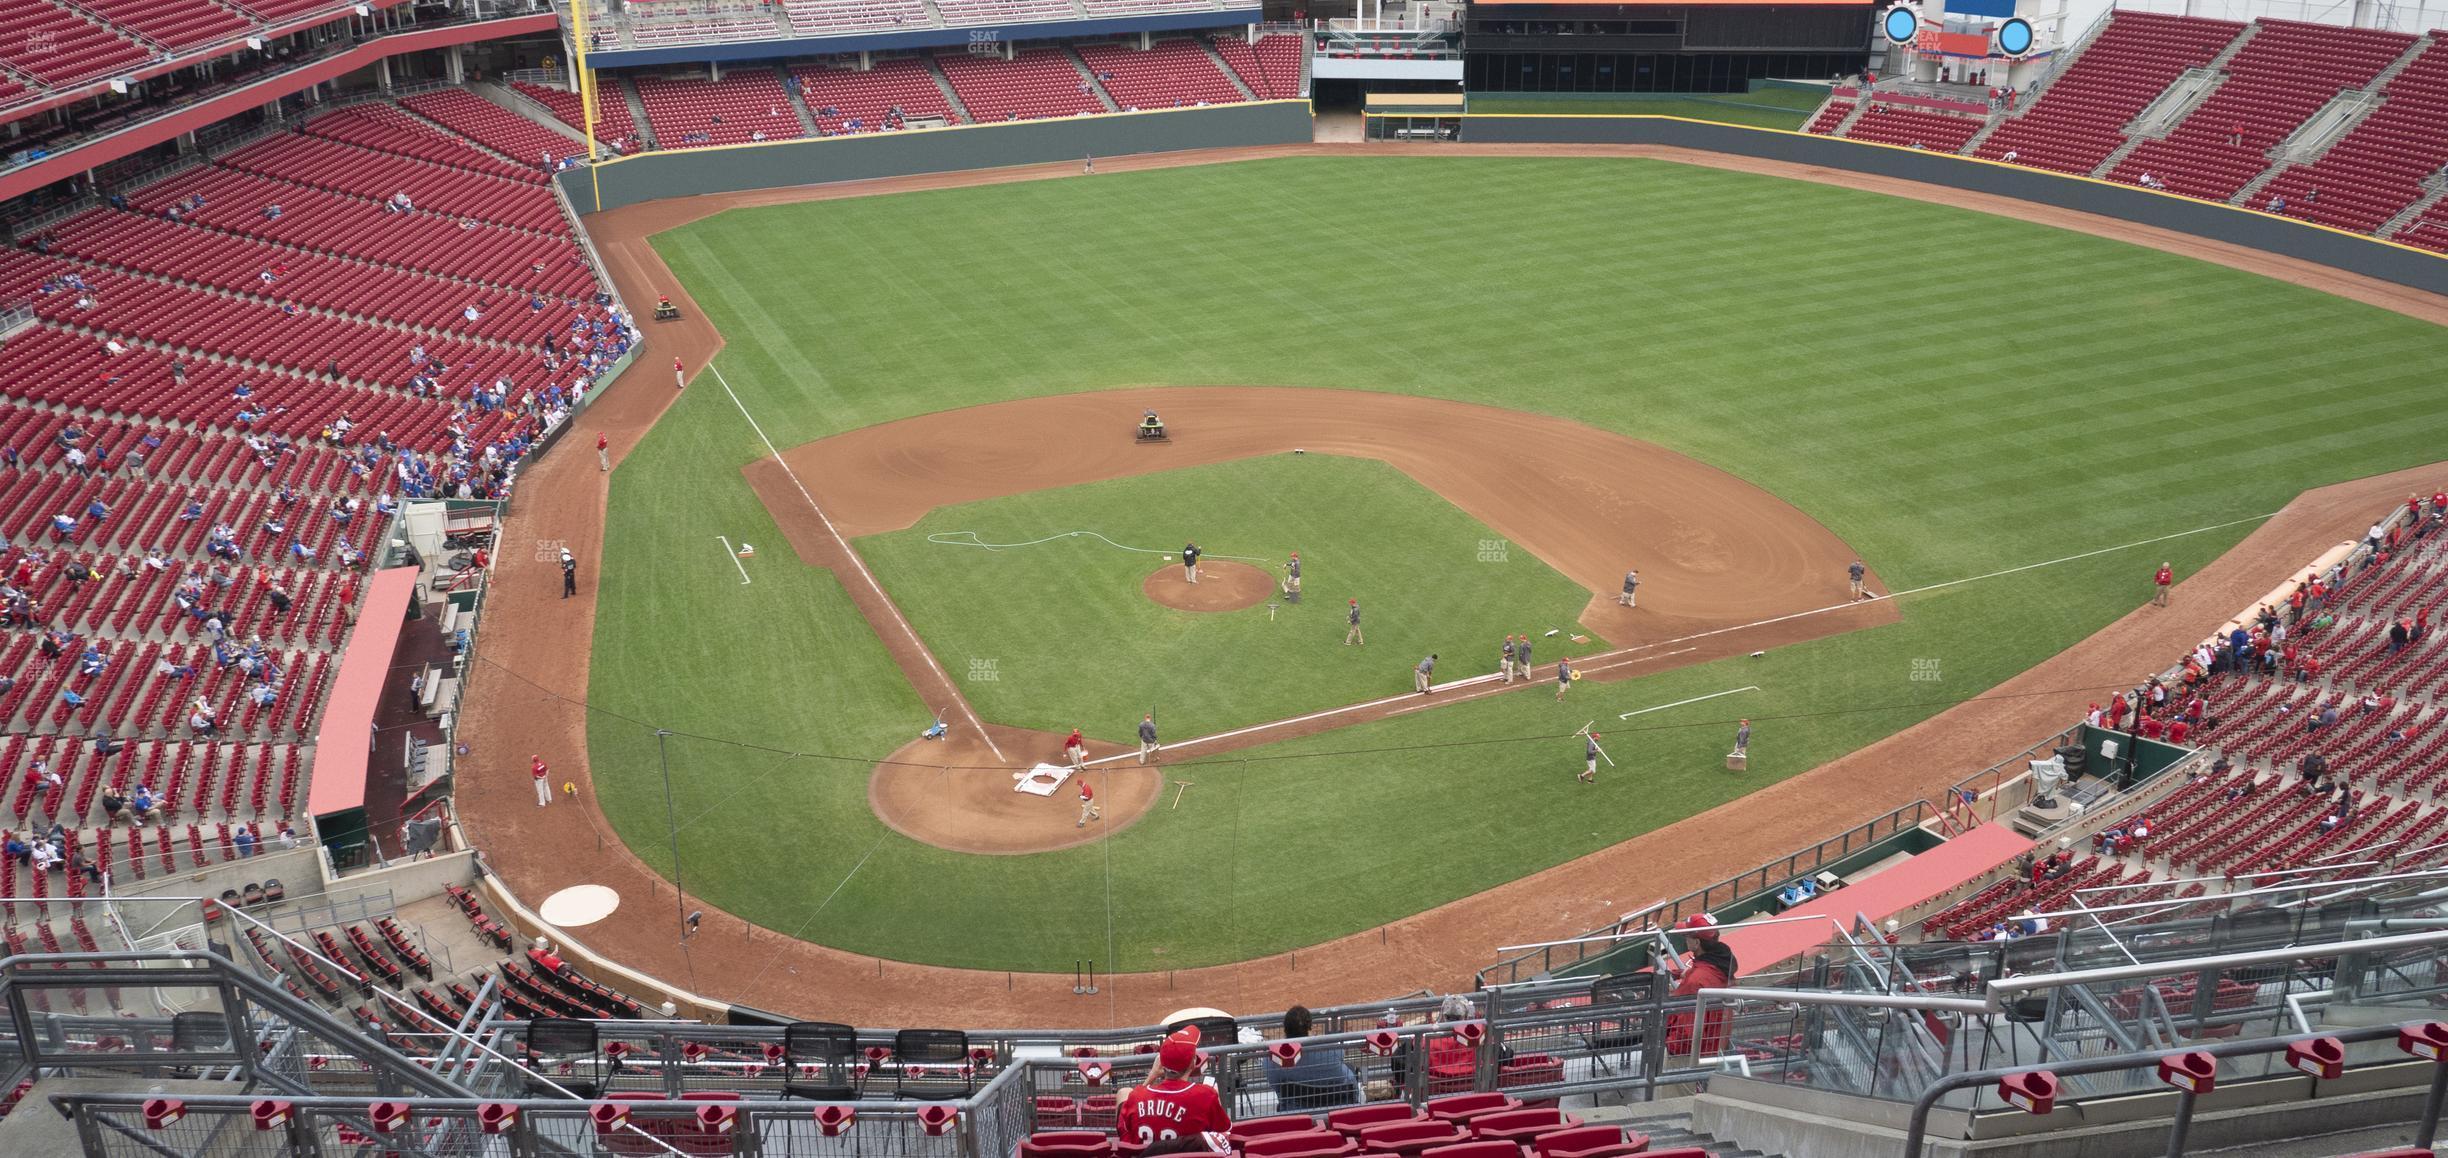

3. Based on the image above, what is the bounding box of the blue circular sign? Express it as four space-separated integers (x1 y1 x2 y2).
1997 17 2035 56
1883 4 1920 44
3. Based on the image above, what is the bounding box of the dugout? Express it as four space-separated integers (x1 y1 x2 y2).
1462 0 1875 93
1365 91 1465 139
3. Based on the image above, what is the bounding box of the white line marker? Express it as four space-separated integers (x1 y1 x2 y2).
717 536 752 585
710 364 1006 762
1619 686 1760 721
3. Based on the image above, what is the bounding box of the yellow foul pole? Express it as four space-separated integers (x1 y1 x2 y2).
569 0 603 213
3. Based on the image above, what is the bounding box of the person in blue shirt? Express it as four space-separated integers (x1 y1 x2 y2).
1262 1005 1359 1110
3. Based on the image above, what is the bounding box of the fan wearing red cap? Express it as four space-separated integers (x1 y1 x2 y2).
1665 914 1737 1059
1117 1027 1231 1151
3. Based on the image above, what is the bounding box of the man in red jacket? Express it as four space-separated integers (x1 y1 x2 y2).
1117 1027 1230 1152
673 356 685 390
1666 914 1736 1061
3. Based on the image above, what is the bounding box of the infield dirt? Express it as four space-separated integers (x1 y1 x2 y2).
451 143 2448 1027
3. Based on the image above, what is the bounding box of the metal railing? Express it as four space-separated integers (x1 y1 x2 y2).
1476 798 1937 986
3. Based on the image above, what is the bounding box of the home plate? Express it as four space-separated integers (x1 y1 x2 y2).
1014 763 1074 796
539 884 621 928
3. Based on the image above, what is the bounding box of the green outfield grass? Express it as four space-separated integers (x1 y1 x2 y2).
584 155 2448 973
857 455 1608 738
1466 88 1825 129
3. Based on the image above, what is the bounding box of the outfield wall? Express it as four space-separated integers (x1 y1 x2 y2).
1462 116 2448 298
555 101 1315 215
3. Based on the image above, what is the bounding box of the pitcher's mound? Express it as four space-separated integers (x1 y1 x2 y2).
870 726 1163 855
1145 560 1274 612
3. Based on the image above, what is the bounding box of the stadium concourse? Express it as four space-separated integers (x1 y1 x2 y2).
448 140 2448 1028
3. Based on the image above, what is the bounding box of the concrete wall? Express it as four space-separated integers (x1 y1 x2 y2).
318 848 479 913
555 100 1314 214
1462 116 2448 298
112 845 322 906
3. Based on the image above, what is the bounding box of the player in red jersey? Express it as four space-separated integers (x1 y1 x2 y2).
1116 1027 1231 1152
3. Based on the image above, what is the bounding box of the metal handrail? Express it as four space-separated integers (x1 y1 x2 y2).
1899 1021 2429 1158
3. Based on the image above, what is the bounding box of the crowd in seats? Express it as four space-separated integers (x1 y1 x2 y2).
1973 10 2248 175
2254 41 2448 233
214 132 571 235
0 0 149 89
935 49 1106 122
2110 20 2415 201
402 89 590 173
792 59 960 135
1076 41 1244 110
1926 492 2448 943
0 92 626 892
1843 105 1985 152
635 70 804 147
1210 33 1303 100
508 80 642 152
123 165 588 296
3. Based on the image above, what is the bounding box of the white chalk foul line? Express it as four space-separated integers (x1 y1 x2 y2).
1565 510 2283 675
716 536 752 585
928 528 1270 564
1620 686 1760 721
709 364 1006 763
1079 511 2275 768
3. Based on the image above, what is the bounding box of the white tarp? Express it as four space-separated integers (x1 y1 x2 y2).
1014 763 1073 797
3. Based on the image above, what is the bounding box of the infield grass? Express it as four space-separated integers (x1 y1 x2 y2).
857 455 1608 738
583 154 2448 973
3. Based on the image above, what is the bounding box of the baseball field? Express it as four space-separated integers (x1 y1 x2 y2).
554 153 2448 978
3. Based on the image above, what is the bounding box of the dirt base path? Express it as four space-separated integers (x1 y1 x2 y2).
453 142 2448 1029
870 727 1164 855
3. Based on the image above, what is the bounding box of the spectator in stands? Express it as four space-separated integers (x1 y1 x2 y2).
99 787 125 824
1263 1005 1358 1108
234 828 256 858
1 833 22 865
1666 915 1736 1058
29 839 57 874
2308 704 2339 734
2298 751 2329 792
2268 195 2286 214
129 784 156 826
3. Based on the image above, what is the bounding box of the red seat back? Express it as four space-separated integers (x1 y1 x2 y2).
1358 1120 1466 1155
1467 1109 1580 1142
1527 1126 1622 1158
1232 1115 1320 1143
1328 1104 1421 1136
1245 1133 1360 1158
1420 1142 1526 1158
1424 1093 1520 1123
1019 1137 1115 1158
